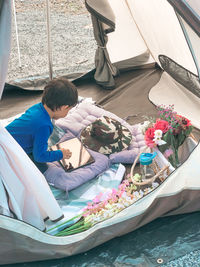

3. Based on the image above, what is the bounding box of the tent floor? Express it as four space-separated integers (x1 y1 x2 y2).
2 67 199 139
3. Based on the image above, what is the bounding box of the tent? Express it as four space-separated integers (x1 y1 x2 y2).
0 0 200 265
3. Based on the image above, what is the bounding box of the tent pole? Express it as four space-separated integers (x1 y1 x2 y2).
46 0 53 80
12 0 22 68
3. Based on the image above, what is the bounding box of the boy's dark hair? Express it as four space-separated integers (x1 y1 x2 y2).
42 78 78 111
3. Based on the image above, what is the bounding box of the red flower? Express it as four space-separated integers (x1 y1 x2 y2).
172 126 182 135
154 119 169 133
145 127 155 139
145 127 156 148
176 115 191 128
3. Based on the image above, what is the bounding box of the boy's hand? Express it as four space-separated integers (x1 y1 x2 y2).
61 148 72 159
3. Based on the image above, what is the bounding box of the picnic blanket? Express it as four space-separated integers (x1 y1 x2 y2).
46 163 126 235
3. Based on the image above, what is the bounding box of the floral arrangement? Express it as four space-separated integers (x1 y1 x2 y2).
53 173 159 236
143 105 193 168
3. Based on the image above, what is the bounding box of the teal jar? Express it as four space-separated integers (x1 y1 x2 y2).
139 152 157 179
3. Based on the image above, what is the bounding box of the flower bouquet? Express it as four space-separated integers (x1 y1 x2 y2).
51 174 160 236
143 105 193 168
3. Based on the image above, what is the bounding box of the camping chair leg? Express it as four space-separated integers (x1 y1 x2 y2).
12 0 22 68
46 0 53 80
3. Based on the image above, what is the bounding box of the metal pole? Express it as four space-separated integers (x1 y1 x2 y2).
12 0 22 68
46 0 53 80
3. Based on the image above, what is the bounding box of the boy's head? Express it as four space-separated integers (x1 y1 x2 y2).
42 78 78 119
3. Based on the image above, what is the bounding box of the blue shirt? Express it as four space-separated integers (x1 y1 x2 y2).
6 103 63 163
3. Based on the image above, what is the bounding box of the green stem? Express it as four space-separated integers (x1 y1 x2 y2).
55 219 85 234
174 148 179 167
55 223 92 236
46 213 83 233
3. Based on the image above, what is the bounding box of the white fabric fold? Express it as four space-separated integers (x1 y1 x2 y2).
0 0 12 99
0 124 63 230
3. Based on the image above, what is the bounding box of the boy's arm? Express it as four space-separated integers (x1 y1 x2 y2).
33 126 63 163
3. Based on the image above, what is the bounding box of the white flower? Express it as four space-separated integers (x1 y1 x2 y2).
122 191 128 198
134 191 141 199
144 188 152 194
105 203 113 210
153 136 166 146
154 129 163 138
102 211 111 219
114 203 124 210
139 190 144 197
152 182 159 188
93 216 102 223
132 195 137 202
153 129 166 146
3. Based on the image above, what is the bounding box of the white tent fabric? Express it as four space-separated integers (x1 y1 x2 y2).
145 0 200 129
0 175 12 217
0 124 64 230
106 0 154 70
149 71 200 129
0 145 45 230
178 15 200 76
126 0 197 75
187 0 200 14
0 0 11 98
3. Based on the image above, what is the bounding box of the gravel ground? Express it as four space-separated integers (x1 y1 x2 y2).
7 0 96 83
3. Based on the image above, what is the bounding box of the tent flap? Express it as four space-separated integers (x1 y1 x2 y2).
85 0 115 33
159 54 200 98
85 0 118 89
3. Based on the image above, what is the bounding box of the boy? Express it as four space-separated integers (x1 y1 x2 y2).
6 78 78 173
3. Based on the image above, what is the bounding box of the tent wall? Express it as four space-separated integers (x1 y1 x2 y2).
167 0 200 38
148 0 200 127
149 71 200 129
0 0 11 99
177 14 200 77
126 0 197 75
106 0 155 70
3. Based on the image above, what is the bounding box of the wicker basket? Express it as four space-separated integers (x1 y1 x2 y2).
130 147 175 186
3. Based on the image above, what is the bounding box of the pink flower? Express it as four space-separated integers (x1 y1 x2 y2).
117 190 124 198
164 148 173 158
118 184 126 191
93 192 103 203
112 188 118 195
